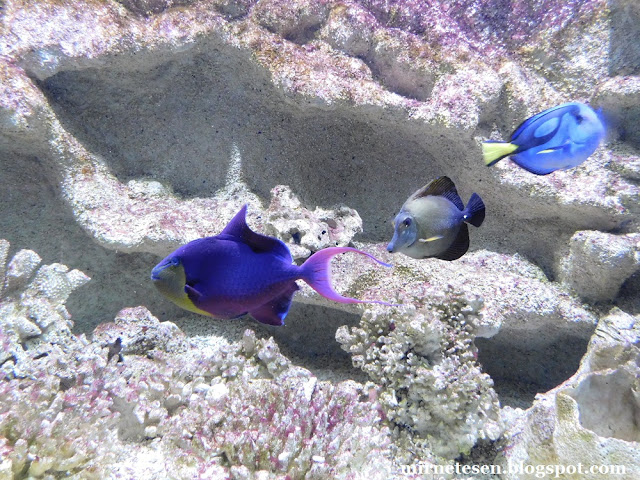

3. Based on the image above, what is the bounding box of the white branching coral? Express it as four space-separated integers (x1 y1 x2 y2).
336 289 503 460
0 238 90 377
0 239 394 480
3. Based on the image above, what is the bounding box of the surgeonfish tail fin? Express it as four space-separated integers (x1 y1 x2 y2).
482 141 518 166
463 193 485 228
300 247 396 306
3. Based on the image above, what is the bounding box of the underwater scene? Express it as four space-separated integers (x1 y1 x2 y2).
0 0 639 479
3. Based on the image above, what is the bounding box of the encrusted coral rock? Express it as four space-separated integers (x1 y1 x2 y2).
0 239 90 377
265 184 363 259
559 230 640 302
596 75 640 151
337 289 503 459
192 374 392 478
499 308 640 480
1 273 394 479
0 354 120 478
252 0 331 44
3 248 41 294
93 306 189 356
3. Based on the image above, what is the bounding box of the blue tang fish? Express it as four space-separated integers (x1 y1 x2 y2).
387 177 485 261
151 205 394 326
482 101 605 175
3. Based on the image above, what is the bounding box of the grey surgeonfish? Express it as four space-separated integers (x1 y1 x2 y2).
386 177 485 261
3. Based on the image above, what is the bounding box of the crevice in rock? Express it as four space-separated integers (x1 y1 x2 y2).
615 270 640 316
27 31 627 282
0 151 167 332
608 0 640 76
567 368 640 442
476 325 592 409
116 0 197 17
364 55 435 102
255 302 368 383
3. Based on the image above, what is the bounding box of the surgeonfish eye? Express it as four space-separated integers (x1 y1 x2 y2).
575 114 584 124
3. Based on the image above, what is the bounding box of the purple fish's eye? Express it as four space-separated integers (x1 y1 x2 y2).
403 218 412 227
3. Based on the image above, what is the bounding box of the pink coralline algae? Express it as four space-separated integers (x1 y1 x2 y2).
1 0 639 477
359 0 603 52
0 240 393 478
0 324 393 478
170 372 392 477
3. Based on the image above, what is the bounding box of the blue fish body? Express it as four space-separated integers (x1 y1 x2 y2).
483 102 605 175
151 205 393 326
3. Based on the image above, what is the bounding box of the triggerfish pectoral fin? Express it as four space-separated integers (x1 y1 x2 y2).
482 141 518 166
249 283 299 326
300 247 396 306
177 284 211 316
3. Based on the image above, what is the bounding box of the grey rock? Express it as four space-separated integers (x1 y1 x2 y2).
499 308 640 480
559 230 640 302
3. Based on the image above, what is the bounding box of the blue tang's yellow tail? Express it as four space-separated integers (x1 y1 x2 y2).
482 141 518 166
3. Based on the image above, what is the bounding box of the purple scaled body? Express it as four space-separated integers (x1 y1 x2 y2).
151 205 394 326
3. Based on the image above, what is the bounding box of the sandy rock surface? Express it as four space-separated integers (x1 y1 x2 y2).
1 0 639 478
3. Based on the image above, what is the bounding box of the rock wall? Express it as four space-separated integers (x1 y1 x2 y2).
1 0 639 478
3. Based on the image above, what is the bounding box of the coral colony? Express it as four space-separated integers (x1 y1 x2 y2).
1 0 639 479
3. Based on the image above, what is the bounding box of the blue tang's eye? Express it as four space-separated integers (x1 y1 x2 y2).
575 114 584 124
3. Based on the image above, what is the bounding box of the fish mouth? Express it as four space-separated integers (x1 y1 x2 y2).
387 238 417 252
150 263 167 281
151 256 180 281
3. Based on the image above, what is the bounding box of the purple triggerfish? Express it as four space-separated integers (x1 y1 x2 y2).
482 101 605 175
387 177 485 261
151 205 394 326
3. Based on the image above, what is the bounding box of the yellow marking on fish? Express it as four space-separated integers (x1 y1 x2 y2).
171 291 212 316
419 236 444 243
153 264 211 316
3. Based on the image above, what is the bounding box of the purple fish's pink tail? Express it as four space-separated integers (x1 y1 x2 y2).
299 247 396 306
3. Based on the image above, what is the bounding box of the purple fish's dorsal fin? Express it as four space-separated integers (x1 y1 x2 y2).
219 204 251 237
219 205 292 261
409 176 464 211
